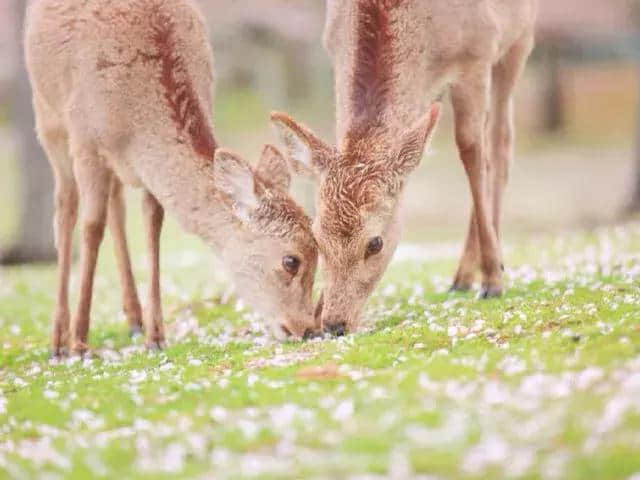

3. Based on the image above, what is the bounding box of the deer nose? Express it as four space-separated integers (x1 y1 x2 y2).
326 321 347 337
303 328 322 340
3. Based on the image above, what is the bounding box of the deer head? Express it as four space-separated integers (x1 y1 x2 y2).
214 145 319 340
271 104 440 334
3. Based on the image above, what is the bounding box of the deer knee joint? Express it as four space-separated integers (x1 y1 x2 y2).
456 136 483 170
83 220 106 246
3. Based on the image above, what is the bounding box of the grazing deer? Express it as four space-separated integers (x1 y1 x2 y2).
25 0 318 356
273 0 537 334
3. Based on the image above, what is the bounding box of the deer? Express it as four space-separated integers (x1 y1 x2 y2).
25 0 319 357
272 0 538 335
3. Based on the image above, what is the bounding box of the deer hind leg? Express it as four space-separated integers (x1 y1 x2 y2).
490 33 535 263
108 178 144 336
69 147 111 356
451 66 503 299
142 190 165 349
40 129 77 357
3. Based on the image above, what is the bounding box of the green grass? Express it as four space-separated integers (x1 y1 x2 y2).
1 215 640 479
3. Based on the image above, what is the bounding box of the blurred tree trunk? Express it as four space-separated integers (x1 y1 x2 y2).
1 0 56 264
627 70 640 213
627 5 640 214
282 41 311 104
542 42 565 133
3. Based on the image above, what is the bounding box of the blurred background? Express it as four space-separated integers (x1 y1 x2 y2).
1 0 640 263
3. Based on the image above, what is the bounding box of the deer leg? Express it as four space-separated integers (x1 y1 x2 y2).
451 67 503 299
452 109 495 292
108 178 144 336
142 190 165 349
41 130 77 357
70 151 111 356
451 210 480 291
490 34 535 264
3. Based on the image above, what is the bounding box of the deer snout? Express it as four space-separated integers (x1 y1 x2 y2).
323 318 347 337
317 291 356 336
279 315 322 341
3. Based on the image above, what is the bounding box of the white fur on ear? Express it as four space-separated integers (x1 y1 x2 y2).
270 112 336 179
271 116 314 175
395 103 441 177
256 144 291 193
214 149 259 222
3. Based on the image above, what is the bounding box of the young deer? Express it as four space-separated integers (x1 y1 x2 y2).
26 0 318 356
273 0 537 334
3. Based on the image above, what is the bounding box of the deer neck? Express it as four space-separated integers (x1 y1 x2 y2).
334 0 435 149
129 128 254 254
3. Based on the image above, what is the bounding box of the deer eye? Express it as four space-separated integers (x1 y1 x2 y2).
282 255 301 275
366 236 384 258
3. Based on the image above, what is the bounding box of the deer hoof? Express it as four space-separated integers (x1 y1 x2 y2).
146 340 165 351
449 282 472 293
129 325 144 338
70 340 90 356
68 350 94 362
50 346 69 359
477 285 503 299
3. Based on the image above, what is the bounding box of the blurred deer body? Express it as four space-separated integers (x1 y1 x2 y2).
274 0 537 333
26 0 318 356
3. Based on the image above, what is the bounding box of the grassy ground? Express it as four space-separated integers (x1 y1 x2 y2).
0 68 639 478
1 213 639 479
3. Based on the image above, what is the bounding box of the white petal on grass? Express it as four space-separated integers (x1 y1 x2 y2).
575 367 604 390
388 448 412 479
405 411 469 447
462 434 509 474
237 419 261 440
247 374 259 387
13 377 27 388
43 389 59 400
332 400 354 422
16 438 71 470
504 447 536 478
541 451 570 480
210 406 228 423
129 370 147 384
497 355 527 376
269 403 305 430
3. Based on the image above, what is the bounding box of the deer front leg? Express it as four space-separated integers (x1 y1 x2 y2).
108 178 144 336
142 190 165 349
42 132 78 357
490 33 535 264
70 152 111 356
451 68 503 299
451 209 480 292
51 175 78 356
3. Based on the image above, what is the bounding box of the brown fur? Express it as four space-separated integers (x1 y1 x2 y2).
150 8 218 160
274 0 537 333
26 0 318 355
350 0 401 133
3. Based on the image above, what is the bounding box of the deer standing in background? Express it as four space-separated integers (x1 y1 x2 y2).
26 0 318 356
273 0 538 334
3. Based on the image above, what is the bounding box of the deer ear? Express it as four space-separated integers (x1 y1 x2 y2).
271 111 336 180
214 149 259 222
256 144 291 193
393 103 441 177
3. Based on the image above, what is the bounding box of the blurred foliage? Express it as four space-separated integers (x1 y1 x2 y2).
0 153 18 242
215 87 269 134
0 0 639 238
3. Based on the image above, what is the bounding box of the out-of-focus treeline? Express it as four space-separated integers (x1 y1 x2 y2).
1 0 640 261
